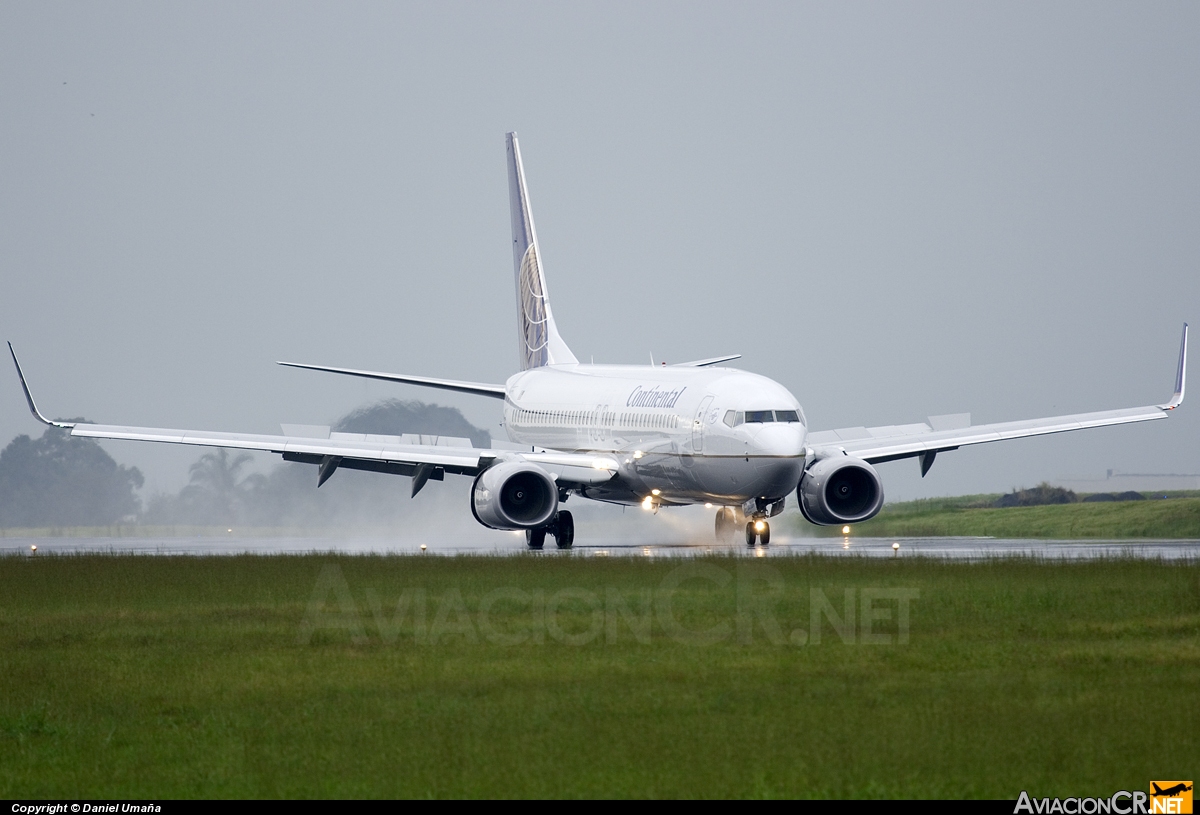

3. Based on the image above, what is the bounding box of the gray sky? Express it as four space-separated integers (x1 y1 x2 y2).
1 1 1197 503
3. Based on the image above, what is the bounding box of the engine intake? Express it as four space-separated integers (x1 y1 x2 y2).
471 460 559 530
797 455 884 526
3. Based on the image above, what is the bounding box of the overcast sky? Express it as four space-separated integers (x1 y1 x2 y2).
1 1 1197 503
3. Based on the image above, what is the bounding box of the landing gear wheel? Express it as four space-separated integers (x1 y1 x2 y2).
760 521 770 546
745 522 757 547
715 507 736 543
526 528 546 550
554 510 575 549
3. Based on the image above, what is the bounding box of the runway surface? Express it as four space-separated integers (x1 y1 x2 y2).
2 535 1199 560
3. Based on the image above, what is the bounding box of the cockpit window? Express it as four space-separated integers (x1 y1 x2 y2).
724 409 803 426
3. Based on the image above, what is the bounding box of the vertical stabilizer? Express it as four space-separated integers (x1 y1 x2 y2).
507 132 578 370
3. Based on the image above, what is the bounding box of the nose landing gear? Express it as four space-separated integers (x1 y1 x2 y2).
715 507 769 547
745 520 771 547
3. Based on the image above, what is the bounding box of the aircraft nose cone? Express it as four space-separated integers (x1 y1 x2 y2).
748 423 807 458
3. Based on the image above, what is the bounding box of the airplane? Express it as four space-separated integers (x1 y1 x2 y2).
1152 783 1193 798
7 132 1189 550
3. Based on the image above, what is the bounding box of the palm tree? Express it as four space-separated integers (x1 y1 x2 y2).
180 449 265 523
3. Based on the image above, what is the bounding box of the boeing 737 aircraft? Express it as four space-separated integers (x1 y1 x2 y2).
9 133 1189 549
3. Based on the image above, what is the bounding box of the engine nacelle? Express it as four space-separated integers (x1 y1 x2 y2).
471 460 559 530
797 455 884 526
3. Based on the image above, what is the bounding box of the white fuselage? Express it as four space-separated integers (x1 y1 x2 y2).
502 364 807 507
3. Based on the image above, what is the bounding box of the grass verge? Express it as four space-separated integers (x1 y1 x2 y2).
1 553 1197 798
800 497 1200 539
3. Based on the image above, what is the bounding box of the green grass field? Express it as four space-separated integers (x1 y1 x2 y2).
800 496 1200 539
1 553 1197 798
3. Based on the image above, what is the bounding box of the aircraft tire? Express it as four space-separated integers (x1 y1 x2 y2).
760 522 770 546
716 507 736 542
526 528 546 550
745 522 756 547
554 511 575 549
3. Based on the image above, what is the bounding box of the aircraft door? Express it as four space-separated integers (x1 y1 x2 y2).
591 404 610 445
692 395 714 453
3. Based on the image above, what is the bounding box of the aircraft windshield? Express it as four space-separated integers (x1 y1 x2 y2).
723 409 802 427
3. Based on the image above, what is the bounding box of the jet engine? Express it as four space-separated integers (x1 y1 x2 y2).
471 460 559 530
797 455 884 526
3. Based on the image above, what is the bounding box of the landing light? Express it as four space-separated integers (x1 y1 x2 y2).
754 520 766 532
705 502 713 508
842 525 850 535
633 451 643 459
641 496 654 510
651 488 661 496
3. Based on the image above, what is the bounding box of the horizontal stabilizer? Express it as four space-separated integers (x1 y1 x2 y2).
278 361 507 399
673 355 742 368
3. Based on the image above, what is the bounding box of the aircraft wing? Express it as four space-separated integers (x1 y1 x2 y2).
808 323 1187 472
65 423 618 488
7 343 617 491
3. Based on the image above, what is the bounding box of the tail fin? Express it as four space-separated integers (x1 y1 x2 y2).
507 132 577 370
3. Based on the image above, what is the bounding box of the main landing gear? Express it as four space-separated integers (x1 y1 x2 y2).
526 510 574 550
714 506 738 543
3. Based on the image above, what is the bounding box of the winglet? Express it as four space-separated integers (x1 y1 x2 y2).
1158 322 1187 410
7 343 75 428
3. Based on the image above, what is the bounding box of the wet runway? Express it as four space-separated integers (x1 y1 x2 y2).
2 534 1198 560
